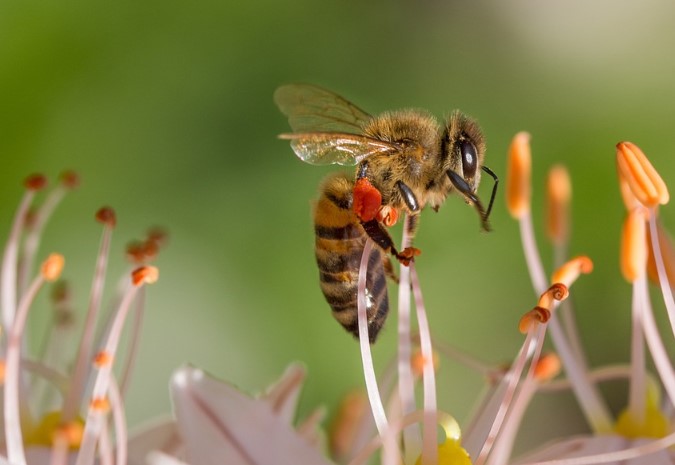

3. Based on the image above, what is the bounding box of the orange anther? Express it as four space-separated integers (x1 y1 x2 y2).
329 390 369 460
55 421 84 448
533 353 561 381
506 132 532 219
546 165 572 245
377 205 399 227
90 397 110 412
411 349 440 377
93 351 113 368
131 266 159 286
551 256 593 288
620 208 648 282
42 254 65 282
616 141 669 208
537 283 570 309
0 360 5 384
518 306 551 334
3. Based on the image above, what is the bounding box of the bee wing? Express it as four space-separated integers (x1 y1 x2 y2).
274 84 372 133
279 132 400 166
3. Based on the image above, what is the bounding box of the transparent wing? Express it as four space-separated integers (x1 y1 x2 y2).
279 132 399 166
274 84 373 133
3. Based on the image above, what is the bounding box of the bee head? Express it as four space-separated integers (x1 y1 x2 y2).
442 111 497 232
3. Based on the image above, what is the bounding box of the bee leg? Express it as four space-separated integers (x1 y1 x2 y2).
383 255 399 283
361 219 421 266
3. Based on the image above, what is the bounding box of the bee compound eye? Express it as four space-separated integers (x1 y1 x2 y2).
460 139 478 179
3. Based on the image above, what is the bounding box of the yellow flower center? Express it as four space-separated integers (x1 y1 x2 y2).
24 411 84 449
614 405 670 439
415 439 473 465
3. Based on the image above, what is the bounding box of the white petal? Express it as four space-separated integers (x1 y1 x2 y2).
260 363 306 423
127 418 185 465
170 365 333 465
513 434 675 465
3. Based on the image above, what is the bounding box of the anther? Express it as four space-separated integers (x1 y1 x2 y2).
55 421 84 448
93 351 113 368
546 165 571 245
411 349 440 378
24 174 47 191
551 256 593 288
131 266 159 286
616 141 669 208
41 254 65 282
95 207 117 227
621 208 648 282
533 353 561 382
146 226 169 249
506 132 532 219
90 397 110 412
59 170 80 189
126 241 146 264
519 306 551 334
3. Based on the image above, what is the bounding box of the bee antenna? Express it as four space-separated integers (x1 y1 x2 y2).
447 170 491 232
481 165 499 221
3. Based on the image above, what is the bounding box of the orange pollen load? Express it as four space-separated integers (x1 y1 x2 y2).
616 141 670 208
95 207 117 227
25 174 48 191
90 397 110 413
506 131 532 219
42 254 65 282
551 256 593 288
132 266 159 286
93 351 113 368
59 170 80 189
352 178 382 222
518 306 551 334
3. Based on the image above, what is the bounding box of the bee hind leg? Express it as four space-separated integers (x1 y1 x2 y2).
361 219 421 266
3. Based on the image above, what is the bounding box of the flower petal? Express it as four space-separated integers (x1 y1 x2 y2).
170 365 332 465
260 362 306 423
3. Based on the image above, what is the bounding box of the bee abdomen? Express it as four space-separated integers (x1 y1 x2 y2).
314 173 390 342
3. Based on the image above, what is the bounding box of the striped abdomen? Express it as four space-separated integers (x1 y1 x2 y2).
313 173 389 343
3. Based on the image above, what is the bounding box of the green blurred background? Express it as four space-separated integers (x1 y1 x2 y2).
2 0 674 455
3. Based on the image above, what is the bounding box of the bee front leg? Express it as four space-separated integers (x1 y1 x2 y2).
361 219 420 266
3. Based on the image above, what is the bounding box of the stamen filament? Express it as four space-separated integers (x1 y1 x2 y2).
4 270 49 465
647 211 675 335
1 185 38 332
76 275 143 465
356 239 388 436
410 263 438 465
62 209 115 423
628 277 647 424
397 215 421 462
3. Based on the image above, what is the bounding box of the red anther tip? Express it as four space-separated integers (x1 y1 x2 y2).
146 226 169 248
126 241 146 264
352 178 382 222
95 207 117 227
59 170 80 189
25 174 47 191
132 266 159 286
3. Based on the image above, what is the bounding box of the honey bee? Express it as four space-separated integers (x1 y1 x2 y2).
275 84 497 342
